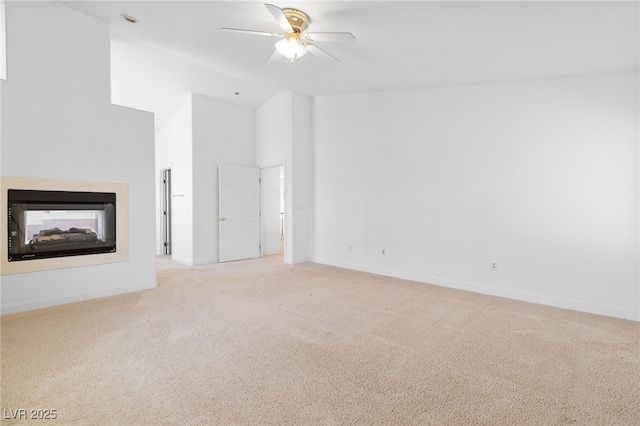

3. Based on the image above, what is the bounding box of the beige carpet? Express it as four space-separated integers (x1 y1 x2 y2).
1 254 639 425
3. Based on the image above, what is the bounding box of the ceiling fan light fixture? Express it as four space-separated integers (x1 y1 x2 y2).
275 36 307 59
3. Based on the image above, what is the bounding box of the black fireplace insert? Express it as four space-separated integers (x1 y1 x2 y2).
8 189 116 261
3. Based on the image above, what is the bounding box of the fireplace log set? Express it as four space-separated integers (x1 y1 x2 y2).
29 227 99 250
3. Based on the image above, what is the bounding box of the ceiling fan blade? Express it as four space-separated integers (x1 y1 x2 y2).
268 49 283 63
221 28 282 37
304 32 356 42
264 3 293 32
305 44 340 62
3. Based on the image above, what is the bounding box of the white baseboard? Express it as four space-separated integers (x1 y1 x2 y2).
1 281 157 315
429 276 639 321
312 257 639 322
171 255 218 266
171 255 195 266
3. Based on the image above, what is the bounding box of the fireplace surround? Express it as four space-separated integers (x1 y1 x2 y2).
1 177 128 275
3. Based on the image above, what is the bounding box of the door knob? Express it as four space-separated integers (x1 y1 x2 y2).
220 217 226 221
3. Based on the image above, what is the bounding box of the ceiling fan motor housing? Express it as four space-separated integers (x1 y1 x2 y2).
283 8 310 33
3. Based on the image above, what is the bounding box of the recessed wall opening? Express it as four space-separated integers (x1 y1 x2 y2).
8 189 116 261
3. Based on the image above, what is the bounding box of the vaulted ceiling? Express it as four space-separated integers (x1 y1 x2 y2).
57 1 639 130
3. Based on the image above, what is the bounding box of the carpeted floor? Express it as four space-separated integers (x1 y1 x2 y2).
1 253 639 425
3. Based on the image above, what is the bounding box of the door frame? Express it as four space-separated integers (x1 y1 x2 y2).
161 168 172 255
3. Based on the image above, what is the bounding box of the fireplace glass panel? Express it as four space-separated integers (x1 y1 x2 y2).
8 190 116 261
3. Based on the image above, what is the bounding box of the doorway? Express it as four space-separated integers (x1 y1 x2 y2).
260 165 285 258
161 168 172 255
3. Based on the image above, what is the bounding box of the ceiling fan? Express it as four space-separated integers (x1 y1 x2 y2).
222 3 355 63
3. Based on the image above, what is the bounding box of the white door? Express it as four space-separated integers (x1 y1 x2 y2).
219 164 260 262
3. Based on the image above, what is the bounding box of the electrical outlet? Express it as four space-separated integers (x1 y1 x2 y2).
382 249 386 255
491 261 497 270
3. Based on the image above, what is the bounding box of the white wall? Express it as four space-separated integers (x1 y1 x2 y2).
0 1 156 313
155 94 193 261
290 93 312 263
256 92 291 167
255 92 313 264
192 94 254 265
312 73 639 320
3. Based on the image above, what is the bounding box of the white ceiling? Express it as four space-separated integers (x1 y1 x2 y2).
57 1 639 130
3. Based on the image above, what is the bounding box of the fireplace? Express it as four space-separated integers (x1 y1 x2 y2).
8 189 117 261
1 177 128 275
